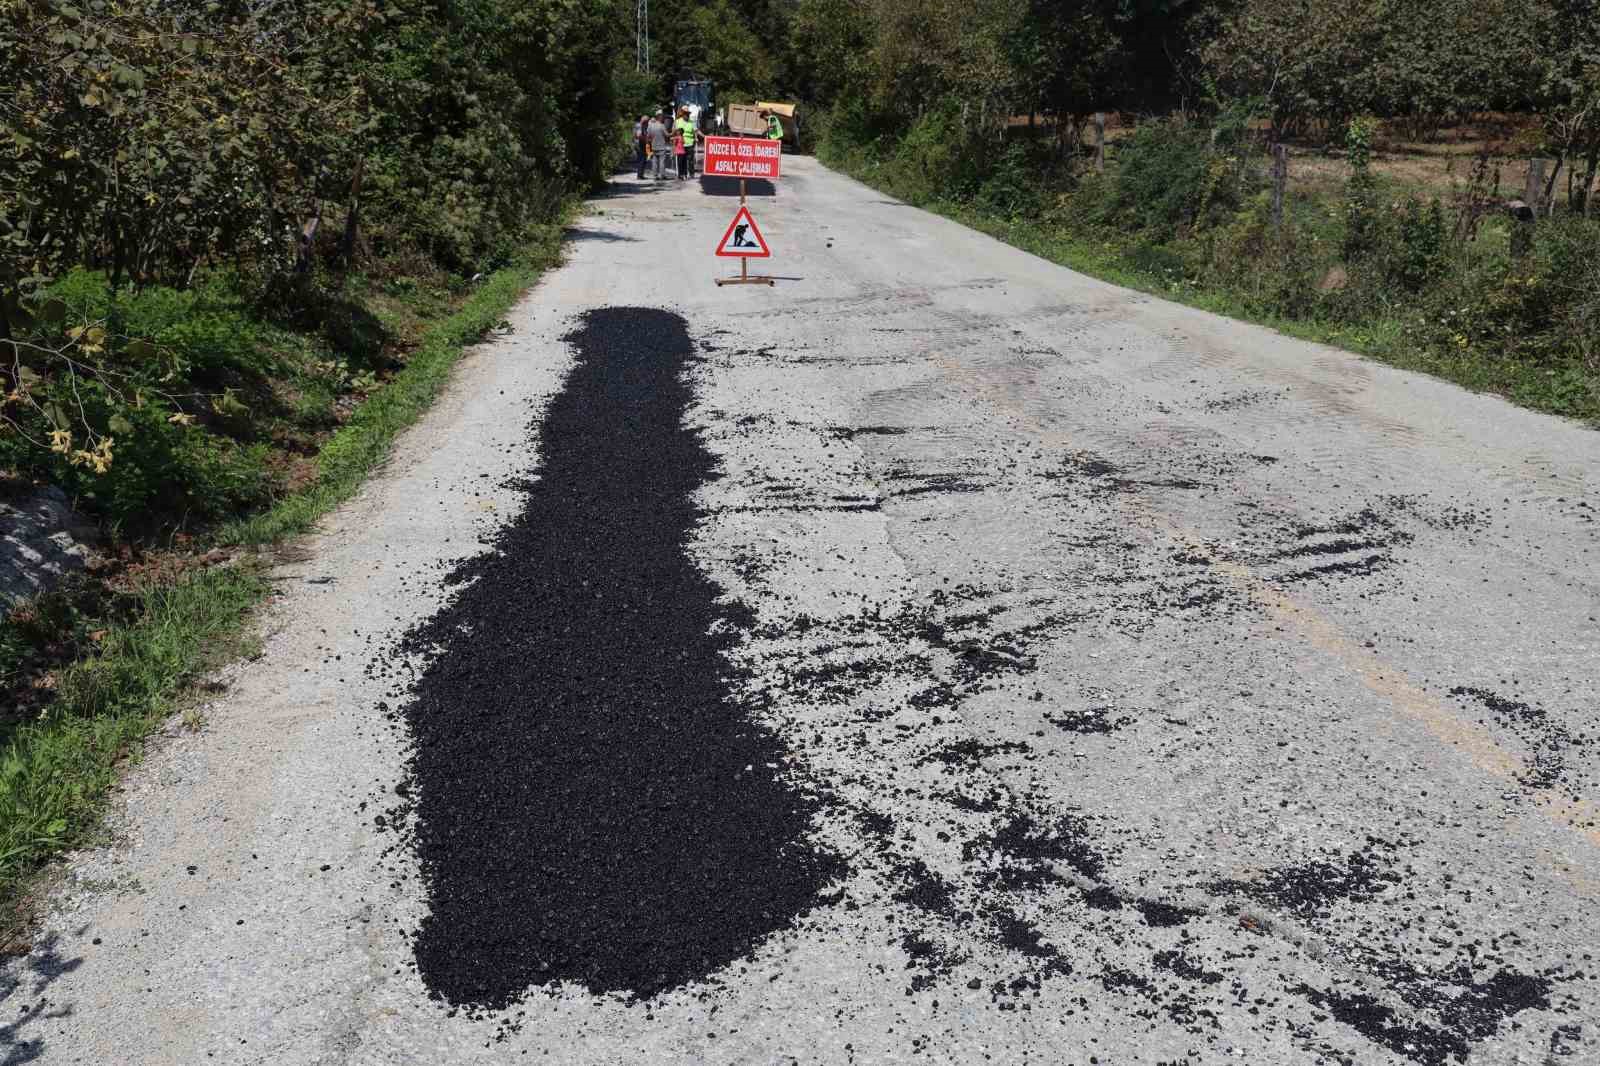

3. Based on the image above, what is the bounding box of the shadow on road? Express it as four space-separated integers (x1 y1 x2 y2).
592 174 686 201
563 226 640 244
0 931 81 1065
700 176 776 198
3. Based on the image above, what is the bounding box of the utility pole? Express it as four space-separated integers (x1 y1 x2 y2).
636 0 650 74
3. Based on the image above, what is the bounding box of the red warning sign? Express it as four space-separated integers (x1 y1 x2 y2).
715 206 771 258
703 136 782 180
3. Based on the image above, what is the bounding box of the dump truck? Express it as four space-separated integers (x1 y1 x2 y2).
724 102 769 138
722 101 799 145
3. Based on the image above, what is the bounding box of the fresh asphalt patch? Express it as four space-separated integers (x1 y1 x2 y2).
388 307 840 1010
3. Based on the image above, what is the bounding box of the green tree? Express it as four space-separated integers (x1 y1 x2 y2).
1534 0 1600 212
1202 0 1382 137
647 0 777 102
787 0 874 108
1 0 631 489
1004 0 1128 144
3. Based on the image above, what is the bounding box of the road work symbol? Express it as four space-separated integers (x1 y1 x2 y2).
715 206 770 258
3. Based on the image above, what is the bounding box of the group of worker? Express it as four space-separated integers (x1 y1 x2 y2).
635 107 698 182
634 106 785 183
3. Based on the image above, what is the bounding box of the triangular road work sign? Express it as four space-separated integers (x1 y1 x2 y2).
715 206 771 258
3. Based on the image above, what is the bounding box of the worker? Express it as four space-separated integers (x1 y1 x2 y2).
635 114 650 180
765 109 784 143
647 109 671 181
674 106 697 179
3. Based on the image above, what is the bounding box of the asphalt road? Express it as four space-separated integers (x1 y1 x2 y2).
5 158 1598 1066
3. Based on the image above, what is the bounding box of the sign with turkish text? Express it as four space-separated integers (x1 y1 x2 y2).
703 136 782 181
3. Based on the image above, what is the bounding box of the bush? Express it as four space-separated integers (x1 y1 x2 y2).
976 142 1049 219
1 0 622 316
1125 241 1190 280
1100 121 1210 237
1385 197 1448 294
43 271 267 380
1 271 282 532
34 380 271 531
814 97 894 170
1068 119 1263 242
1342 118 1380 262
885 104 985 204
1538 214 1600 369
1198 193 1327 318
1422 214 1600 370
818 96 1060 220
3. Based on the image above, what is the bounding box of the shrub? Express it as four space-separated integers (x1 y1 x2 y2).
42 270 115 324
1200 194 1327 318
42 271 267 381
1537 214 1600 369
1053 170 1113 231
33 379 271 531
1385 197 1448 294
885 103 985 204
814 97 898 171
2 271 280 532
1125 241 1190 280
1068 119 1263 242
976 142 1048 218
1342 118 1380 261
1098 121 1212 238
1410 213 1600 373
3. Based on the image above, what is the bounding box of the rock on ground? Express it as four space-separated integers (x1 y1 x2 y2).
1 485 97 609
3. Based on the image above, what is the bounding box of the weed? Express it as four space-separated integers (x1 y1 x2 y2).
1343 118 1381 261
0 223 568 926
0 564 262 900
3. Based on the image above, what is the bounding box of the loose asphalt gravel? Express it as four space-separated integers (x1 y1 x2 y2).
4 157 1598 1065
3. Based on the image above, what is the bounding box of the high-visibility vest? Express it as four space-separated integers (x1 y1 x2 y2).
767 115 783 140
675 118 697 147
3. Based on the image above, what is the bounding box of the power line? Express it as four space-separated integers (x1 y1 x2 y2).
636 0 650 74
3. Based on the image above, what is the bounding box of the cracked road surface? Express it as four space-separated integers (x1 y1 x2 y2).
6 158 1598 1065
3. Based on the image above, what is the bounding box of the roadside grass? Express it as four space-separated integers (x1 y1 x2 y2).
221 236 561 547
0 221 566 934
825 158 1600 426
0 565 263 930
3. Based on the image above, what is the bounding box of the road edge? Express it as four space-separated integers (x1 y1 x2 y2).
811 154 1599 431
0 228 569 946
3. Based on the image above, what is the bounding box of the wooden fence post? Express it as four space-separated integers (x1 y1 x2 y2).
342 158 365 267
1093 113 1105 174
1270 143 1289 231
1584 146 1599 217
1526 158 1546 215
296 210 320 276
1509 157 1544 260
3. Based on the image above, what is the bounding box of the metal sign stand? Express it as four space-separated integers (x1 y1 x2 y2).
715 179 775 287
